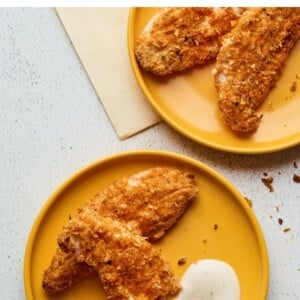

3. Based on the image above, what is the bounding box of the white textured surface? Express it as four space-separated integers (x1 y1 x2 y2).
0 7 299 300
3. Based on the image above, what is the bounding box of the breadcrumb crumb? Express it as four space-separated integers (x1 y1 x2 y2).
293 173 300 183
261 176 274 192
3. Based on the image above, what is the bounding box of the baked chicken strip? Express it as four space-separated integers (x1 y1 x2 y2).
42 167 198 294
64 215 181 300
135 7 244 76
58 166 198 248
214 7 300 133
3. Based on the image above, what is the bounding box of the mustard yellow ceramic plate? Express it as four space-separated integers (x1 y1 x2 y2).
24 150 268 300
127 8 300 154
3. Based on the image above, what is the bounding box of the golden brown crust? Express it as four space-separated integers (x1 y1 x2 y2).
215 7 300 133
42 248 94 294
66 215 180 299
58 167 198 248
43 167 198 294
135 8 243 75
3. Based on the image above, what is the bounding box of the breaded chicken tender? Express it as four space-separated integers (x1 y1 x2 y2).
215 7 300 133
58 167 198 249
64 215 181 299
42 167 198 294
135 7 243 76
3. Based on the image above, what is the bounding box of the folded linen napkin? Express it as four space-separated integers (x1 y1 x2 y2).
56 7 161 139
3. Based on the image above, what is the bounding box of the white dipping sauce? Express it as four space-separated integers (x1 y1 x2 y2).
178 259 240 300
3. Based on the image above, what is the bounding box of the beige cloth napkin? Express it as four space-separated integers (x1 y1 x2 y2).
56 8 161 140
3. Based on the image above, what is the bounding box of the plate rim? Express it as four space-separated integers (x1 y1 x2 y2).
127 7 300 155
24 149 269 299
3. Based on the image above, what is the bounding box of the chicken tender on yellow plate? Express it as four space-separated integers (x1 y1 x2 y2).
64 215 181 299
215 7 300 133
42 167 198 294
58 167 198 248
135 7 243 76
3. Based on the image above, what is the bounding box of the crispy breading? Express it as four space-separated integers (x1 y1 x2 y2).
42 248 94 294
214 7 300 133
42 167 198 294
58 167 198 249
135 7 243 76
65 215 181 300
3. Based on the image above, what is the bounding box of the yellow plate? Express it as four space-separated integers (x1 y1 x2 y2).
127 8 300 154
24 150 268 299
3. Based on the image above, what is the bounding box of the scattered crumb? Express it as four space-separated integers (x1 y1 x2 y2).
269 214 273 219
202 236 208 244
278 171 281 175
294 161 298 168
213 224 218 230
276 206 280 212
177 256 187 266
283 227 291 233
293 174 300 183
261 176 274 192
263 172 268 177
278 218 283 225
290 81 297 92
244 197 253 208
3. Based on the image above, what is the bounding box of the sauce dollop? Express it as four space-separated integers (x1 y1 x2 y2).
178 259 240 300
